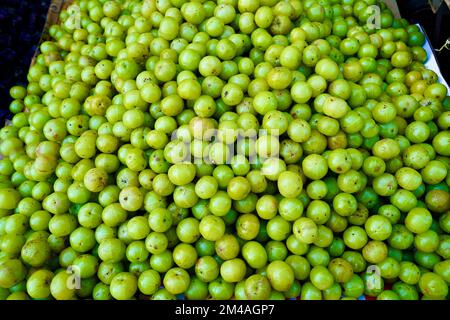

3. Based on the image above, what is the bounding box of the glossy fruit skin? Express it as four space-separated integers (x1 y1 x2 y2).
0 259 27 289
266 261 294 292
207 274 234 299
50 271 76 300
365 215 392 241
26 269 54 299
405 208 433 234
419 272 448 299
244 274 271 300
110 272 138 300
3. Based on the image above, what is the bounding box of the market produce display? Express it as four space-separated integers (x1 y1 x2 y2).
0 0 449 300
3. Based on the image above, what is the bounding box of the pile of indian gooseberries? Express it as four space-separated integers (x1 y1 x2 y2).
0 0 449 300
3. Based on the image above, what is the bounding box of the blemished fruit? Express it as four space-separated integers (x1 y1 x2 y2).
0 0 448 301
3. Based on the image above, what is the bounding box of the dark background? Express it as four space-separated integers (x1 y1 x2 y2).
0 0 449 123
0 0 50 121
